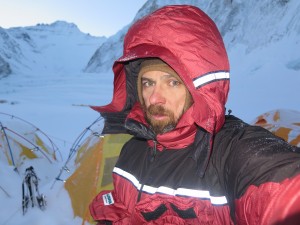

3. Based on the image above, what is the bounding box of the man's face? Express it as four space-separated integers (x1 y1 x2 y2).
141 70 187 134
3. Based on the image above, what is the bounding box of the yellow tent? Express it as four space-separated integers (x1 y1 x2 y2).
252 109 300 147
64 132 132 224
0 132 57 167
0 113 59 172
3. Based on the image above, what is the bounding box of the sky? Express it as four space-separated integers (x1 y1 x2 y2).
0 0 147 37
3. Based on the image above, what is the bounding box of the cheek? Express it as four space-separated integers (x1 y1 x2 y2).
142 92 151 107
170 93 186 116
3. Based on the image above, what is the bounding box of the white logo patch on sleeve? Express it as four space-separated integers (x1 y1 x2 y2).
102 192 114 205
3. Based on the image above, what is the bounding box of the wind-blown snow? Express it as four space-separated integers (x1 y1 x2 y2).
0 0 299 224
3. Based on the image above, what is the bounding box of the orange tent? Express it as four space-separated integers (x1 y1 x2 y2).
252 109 300 147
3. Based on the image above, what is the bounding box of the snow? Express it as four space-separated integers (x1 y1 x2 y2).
0 1 300 225
227 35 300 121
0 70 112 224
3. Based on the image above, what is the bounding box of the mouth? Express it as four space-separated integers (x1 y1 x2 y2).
151 114 168 120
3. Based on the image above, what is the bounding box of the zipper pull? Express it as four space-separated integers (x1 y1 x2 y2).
137 184 144 202
150 140 157 162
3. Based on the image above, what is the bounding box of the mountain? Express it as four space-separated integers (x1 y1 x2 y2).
85 0 300 72
0 21 106 78
0 53 12 76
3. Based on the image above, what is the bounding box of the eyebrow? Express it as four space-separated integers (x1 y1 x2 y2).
142 74 178 81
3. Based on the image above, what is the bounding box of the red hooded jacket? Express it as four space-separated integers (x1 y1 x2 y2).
90 5 300 225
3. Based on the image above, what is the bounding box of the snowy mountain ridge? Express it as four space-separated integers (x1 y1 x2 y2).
85 0 300 73
1 1 299 82
0 21 106 78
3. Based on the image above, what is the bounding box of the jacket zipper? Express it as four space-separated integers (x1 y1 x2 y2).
150 140 157 162
137 140 157 202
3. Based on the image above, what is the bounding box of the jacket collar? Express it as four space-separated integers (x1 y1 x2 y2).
125 105 211 177
125 102 197 150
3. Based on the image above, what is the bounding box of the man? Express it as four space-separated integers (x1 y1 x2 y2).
90 5 300 225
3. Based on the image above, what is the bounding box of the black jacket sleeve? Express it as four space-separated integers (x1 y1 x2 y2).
213 115 300 223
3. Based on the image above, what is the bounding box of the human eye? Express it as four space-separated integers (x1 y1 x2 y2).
169 79 181 87
142 79 154 87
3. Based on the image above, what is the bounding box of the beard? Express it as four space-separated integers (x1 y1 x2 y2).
143 104 180 135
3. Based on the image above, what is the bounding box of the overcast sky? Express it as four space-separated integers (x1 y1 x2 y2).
0 0 147 37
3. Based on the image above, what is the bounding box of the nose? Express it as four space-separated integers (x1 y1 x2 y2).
149 86 166 105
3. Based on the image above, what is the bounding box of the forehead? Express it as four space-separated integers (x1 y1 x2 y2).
141 70 178 80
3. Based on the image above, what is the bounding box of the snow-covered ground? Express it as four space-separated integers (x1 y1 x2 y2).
0 71 111 225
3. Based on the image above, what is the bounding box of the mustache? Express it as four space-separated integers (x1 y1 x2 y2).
142 104 177 134
147 104 169 116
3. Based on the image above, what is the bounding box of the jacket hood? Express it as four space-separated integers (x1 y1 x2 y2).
92 5 230 135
